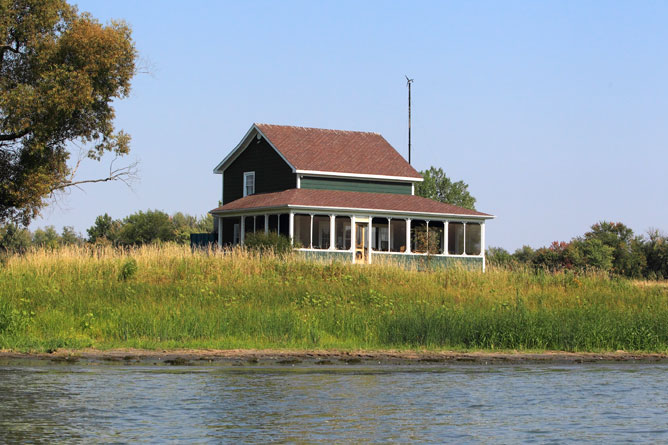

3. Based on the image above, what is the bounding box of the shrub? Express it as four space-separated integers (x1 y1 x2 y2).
244 232 293 255
118 258 138 281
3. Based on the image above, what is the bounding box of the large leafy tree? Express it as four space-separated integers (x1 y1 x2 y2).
0 0 137 225
415 167 476 210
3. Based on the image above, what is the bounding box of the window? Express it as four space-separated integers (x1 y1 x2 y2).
390 219 406 252
465 223 482 255
448 222 464 255
335 216 351 250
372 218 389 251
243 171 255 197
294 214 311 248
312 215 330 249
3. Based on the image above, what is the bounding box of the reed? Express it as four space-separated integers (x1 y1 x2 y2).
1 244 666 352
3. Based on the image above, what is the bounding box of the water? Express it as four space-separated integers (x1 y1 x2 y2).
1 361 667 443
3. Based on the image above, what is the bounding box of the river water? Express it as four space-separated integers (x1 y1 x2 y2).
0 361 667 443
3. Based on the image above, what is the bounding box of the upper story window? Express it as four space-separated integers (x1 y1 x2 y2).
243 171 255 197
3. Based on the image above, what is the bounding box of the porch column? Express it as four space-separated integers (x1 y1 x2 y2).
264 214 269 234
426 220 430 252
240 216 245 245
368 217 373 264
462 222 467 255
351 215 356 263
444 221 448 255
309 214 314 249
405 218 411 254
329 215 335 250
289 212 294 245
387 218 391 252
217 216 223 247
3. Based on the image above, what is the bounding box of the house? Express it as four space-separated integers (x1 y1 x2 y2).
210 123 495 269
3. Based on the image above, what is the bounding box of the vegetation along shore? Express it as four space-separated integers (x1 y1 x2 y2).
1 244 667 355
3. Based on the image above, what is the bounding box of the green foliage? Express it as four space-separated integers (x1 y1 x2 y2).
0 0 137 224
118 258 137 281
244 231 293 255
415 167 476 210
585 222 645 277
486 246 513 267
116 210 176 246
643 229 668 280
1 245 668 352
87 213 118 243
0 223 32 253
32 225 61 249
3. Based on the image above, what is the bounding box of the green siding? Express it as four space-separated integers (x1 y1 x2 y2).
300 176 412 195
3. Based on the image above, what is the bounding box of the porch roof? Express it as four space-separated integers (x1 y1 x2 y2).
210 189 494 219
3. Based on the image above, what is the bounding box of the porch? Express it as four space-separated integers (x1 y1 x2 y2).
214 211 486 270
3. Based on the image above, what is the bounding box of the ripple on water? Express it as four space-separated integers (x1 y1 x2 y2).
0 363 667 443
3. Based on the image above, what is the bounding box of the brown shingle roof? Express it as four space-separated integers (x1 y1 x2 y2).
211 189 493 218
255 124 422 179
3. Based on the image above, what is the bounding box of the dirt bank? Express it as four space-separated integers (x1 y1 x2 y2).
1 348 667 366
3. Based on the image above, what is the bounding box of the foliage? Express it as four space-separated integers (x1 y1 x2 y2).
486 246 514 267
0 223 32 253
584 222 646 277
87 213 117 243
643 229 668 280
415 167 476 210
118 257 137 281
116 210 176 246
1 244 668 352
244 231 292 255
0 0 137 225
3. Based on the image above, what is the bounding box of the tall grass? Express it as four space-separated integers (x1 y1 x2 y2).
0 244 667 352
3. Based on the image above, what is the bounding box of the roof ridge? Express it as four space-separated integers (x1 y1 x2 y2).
255 123 381 136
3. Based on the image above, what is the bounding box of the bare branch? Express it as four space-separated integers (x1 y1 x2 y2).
50 158 139 193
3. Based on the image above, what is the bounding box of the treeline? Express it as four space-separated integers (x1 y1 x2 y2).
487 221 668 280
0 210 213 251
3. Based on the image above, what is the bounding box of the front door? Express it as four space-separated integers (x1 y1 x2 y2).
355 223 369 263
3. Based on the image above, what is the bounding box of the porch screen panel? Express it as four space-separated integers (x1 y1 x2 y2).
268 214 279 232
294 214 311 247
244 216 255 234
448 222 464 255
429 221 445 254
465 223 482 255
335 216 351 250
279 214 290 237
256 215 265 233
390 219 406 252
312 215 330 249
371 218 389 251
411 220 428 253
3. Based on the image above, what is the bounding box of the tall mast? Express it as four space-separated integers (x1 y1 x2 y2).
406 75 414 165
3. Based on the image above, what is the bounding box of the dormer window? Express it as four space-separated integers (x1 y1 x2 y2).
243 171 255 197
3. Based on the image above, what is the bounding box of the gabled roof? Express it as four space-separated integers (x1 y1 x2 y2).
210 188 494 219
214 123 423 181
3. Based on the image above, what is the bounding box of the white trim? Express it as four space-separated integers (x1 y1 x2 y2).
289 212 294 245
296 175 301 188
243 171 255 197
411 183 415 195
295 169 423 183
213 124 297 174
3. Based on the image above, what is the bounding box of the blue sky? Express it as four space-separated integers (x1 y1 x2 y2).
31 1 668 251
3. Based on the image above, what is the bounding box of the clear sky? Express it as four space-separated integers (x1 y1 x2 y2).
31 0 668 251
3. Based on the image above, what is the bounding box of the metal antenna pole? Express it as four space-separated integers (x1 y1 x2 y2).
405 75 414 165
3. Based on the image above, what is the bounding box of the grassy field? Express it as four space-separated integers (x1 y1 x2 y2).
1 245 667 353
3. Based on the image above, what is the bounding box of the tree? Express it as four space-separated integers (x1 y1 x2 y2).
61 225 82 245
0 0 137 225
86 213 117 243
116 210 176 246
32 225 60 248
0 222 31 252
415 167 476 210
584 222 645 277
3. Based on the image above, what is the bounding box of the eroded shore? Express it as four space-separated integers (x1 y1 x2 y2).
1 349 667 366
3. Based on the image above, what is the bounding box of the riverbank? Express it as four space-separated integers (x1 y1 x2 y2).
1 245 668 353
2 348 668 366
